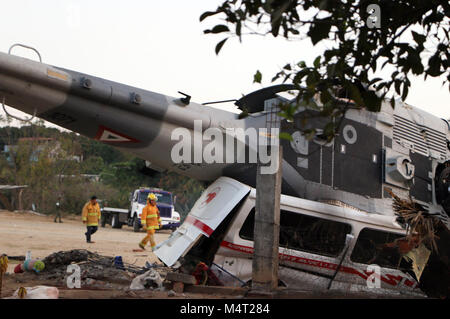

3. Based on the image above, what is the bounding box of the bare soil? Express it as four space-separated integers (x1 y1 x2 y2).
0 210 429 299
0 210 197 298
0 210 169 269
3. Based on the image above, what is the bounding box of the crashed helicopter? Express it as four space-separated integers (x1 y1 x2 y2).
0 45 449 297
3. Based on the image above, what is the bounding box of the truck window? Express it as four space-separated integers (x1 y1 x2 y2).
138 191 172 205
239 208 352 257
350 228 404 269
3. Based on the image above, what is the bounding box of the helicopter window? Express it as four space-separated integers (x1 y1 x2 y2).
350 228 405 269
239 208 351 257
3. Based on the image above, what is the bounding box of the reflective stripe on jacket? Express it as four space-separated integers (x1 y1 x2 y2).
141 204 161 230
81 202 101 226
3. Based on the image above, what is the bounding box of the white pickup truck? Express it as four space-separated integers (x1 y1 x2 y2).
100 187 181 232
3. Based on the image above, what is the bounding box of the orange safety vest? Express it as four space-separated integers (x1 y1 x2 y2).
81 202 101 226
141 204 162 230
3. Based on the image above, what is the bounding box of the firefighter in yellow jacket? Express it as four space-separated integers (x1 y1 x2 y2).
82 195 101 243
139 193 162 251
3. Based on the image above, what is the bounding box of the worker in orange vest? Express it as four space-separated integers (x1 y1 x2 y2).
82 195 101 243
139 193 162 251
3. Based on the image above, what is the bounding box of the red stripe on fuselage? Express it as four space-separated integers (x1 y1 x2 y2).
185 215 214 236
220 240 417 288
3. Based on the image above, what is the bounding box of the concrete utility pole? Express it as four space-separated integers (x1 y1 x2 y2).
252 146 282 292
252 99 282 293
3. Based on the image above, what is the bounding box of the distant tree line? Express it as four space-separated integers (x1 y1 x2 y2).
0 119 204 218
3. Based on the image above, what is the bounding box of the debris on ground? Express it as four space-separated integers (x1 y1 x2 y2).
6 286 59 299
14 259 45 273
165 271 197 293
6 256 25 261
167 289 176 297
192 262 224 286
129 269 164 290
39 250 146 288
166 272 197 285
1 249 179 294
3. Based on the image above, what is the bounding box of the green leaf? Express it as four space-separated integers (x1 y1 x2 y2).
401 82 409 100
270 1 290 37
411 31 426 46
320 89 332 104
307 21 331 45
411 61 424 75
348 84 364 106
271 18 282 37
205 24 230 34
199 11 217 22
394 80 401 95
293 69 308 83
253 70 262 83
390 97 396 109
427 53 442 76
236 21 242 38
279 132 293 141
369 78 382 85
319 0 331 11
361 90 381 112
323 122 335 139
305 72 318 87
313 56 321 68
238 110 249 119
215 38 228 55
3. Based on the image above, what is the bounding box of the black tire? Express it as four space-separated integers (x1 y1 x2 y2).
133 215 141 232
111 213 122 229
100 214 106 228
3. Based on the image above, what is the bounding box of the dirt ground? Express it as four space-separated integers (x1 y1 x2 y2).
0 210 169 271
0 210 192 299
0 210 430 300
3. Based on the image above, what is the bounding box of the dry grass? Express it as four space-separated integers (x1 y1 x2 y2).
387 189 439 252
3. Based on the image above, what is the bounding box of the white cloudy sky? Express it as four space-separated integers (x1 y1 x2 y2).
0 0 448 126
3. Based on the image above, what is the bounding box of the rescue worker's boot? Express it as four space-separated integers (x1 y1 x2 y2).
85 231 95 243
139 242 146 250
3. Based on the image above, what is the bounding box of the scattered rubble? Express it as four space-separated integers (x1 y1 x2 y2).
3 249 177 293
130 269 164 290
166 271 197 293
14 259 45 273
6 256 25 261
167 289 176 297
39 249 133 287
